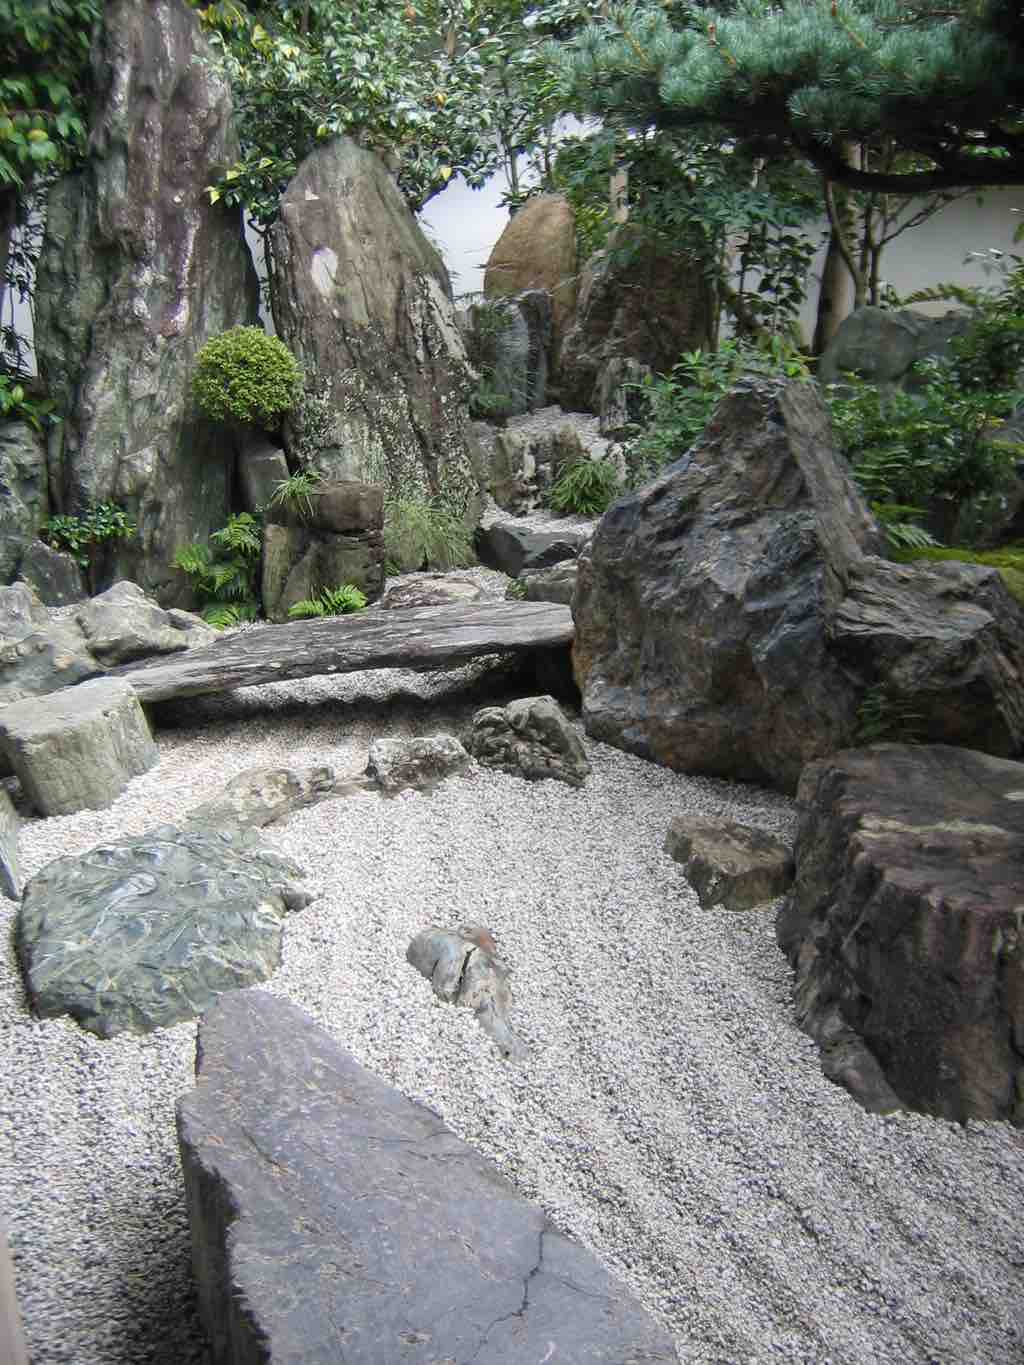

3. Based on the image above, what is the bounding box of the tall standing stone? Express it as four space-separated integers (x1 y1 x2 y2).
267 138 485 524
483 194 578 366
34 0 259 606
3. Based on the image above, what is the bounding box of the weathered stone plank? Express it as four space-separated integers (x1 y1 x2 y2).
177 990 679 1365
113 601 574 703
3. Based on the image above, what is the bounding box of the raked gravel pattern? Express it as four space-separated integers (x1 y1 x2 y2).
3 580 1024 1364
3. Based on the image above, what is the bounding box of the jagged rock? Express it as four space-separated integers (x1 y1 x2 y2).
18 824 313 1037
665 818 794 911
467 695 590 787
185 766 338 830
75 580 215 666
0 421 49 584
236 435 289 516
818 306 971 391
267 138 484 528
380 575 483 610
265 479 384 536
0 787 20 901
575 378 1024 791
560 227 714 414
407 924 528 1061
509 561 578 606
0 582 99 709
476 520 587 577
483 194 577 364
17 541 84 606
777 744 1024 1124
0 676 157 816
34 0 260 605
366 734 470 795
464 290 552 419
176 991 679 1365
261 524 385 623
488 420 586 514
596 355 653 438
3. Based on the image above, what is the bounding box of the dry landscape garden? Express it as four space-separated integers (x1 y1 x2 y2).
1 2 1024 1362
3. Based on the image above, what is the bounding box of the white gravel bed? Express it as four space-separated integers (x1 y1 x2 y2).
2 651 1024 1364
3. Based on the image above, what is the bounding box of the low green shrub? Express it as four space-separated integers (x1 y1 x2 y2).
192 327 303 428
173 511 262 626
288 583 368 619
548 457 621 517
383 495 474 573
1 372 58 432
269 470 323 521
43 501 137 591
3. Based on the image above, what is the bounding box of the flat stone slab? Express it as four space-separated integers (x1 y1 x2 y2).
0 675 157 815
665 817 794 911
113 600 574 703
177 990 679 1365
18 825 313 1037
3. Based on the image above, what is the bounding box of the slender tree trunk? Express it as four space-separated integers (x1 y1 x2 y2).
812 145 863 356
0 186 17 344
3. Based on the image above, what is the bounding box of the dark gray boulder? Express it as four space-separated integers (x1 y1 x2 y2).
18 824 313 1037
407 923 528 1061
33 0 259 605
560 226 714 414
17 541 84 606
366 734 470 795
0 421 49 584
818 306 970 391
75 580 215 665
467 694 590 787
476 520 586 577
778 744 1024 1125
464 289 552 419
574 378 1024 791
267 137 485 525
665 818 793 911
509 561 578 606
176 990 680 1365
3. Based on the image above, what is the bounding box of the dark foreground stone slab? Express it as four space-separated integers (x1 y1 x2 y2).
177 990 679 1365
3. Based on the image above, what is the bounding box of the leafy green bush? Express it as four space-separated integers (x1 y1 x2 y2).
624 338 809 486
192 327 302 428
892 544 1024 606
383 495 474 573
174 511 262 626
43 501 137 591
548 458 621 517
1 373 58 432
288 583 368 619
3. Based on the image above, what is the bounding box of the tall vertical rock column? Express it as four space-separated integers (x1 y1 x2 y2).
34 0 259 605
267 138 485 524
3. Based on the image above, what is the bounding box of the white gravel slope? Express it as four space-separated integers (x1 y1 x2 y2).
2 651 1024 1365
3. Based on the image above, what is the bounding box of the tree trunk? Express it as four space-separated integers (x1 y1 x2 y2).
812 224 857 356
0 186 17 339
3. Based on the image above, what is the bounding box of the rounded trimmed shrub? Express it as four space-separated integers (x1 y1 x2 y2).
192 326 303 428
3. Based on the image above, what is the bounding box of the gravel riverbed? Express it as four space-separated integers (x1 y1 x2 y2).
2 572 1024 1364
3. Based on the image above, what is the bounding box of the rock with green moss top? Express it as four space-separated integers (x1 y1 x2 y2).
267 138 486 530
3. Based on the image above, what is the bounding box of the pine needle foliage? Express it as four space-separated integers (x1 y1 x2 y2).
553 1 1024 192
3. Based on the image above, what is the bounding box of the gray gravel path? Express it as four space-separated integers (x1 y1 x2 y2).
2 578 1023 1364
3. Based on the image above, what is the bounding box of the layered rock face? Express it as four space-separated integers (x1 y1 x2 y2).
778 744 1024 1125
574 378 1024 790
559 227 715 416
267 138 484 522
34 0 259 605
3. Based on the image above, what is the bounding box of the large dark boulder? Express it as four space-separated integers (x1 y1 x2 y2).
483 194 577 365
267 138 485 524
176 990 679 1365
559 227 715 415
18 824 313 1037
817 306 970 391
34 0 259 605
777 745 1024 1125
574 379 1024 791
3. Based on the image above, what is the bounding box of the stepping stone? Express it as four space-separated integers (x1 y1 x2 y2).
0 676 157 816
665 817 794 911
177 990 679 1365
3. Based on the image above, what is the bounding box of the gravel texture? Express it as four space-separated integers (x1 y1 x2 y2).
3 569 1024 1364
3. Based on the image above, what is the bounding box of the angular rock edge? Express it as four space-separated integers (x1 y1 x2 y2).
177 990 679 1365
